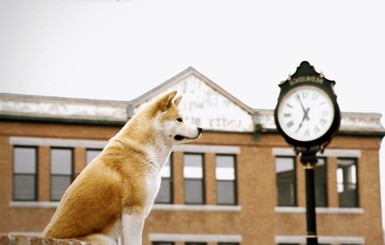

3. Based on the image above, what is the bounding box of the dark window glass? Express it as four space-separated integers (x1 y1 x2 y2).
152 242 174 245
86 148 102 165
13 146 37 201
155 156 173 204
337 158 359 207
315 158 327 207
184 153 205 204
276 156 296 206
50 148 73 201
216 154 237 205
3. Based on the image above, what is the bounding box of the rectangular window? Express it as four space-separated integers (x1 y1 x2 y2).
50 148 73 201
216 154 237 205
337 158 359 207
184 153 205 204
185 243 206 245
155 156 173 204
276 156 297 206
86 148 103 165
13 146 38 201
218 243 239 245
315 158 327 207
152 242 174 245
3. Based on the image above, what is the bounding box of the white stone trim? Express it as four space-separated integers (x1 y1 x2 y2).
153 204 241 212
9 136 108 148
174 144 240 154
149 233 242 242
272 147 361 158
274 206 364 214
275 235 364 244
9 201 59 208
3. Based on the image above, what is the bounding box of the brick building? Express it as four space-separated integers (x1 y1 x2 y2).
0 67 384 244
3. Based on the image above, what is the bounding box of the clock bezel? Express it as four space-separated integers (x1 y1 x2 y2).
274 82 341 150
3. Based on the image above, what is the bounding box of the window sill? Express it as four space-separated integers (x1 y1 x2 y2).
9 201 242 212
10 201 59 208
275 206 364 214
153 204 242 212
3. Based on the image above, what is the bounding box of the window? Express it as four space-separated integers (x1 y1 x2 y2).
337 158 358 207
185 243 206 245
218 243 239 245
184 153 205 204
155 156 173 204
86 148 102 165
315 158 327 207
152 242 174 245
216 154 237 205
50 148 73 201
276 156 296 206
13 146 38 201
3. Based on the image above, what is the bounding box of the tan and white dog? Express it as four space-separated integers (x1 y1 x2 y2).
43 90 202 244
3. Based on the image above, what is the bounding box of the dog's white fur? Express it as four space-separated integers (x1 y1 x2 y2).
43 91 202 244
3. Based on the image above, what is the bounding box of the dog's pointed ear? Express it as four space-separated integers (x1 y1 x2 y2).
174 96 182 107
159 90 177 111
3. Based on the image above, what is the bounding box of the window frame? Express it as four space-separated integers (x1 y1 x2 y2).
215 154 237 205
50 147 74 201
183 153 205 205
13 146 38 201
275 156 297 207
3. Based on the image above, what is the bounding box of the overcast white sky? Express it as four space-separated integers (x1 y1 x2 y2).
1 0 385 226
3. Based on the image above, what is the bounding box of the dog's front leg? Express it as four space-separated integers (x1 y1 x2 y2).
121 210 145 245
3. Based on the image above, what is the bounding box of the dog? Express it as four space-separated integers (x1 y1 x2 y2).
43 90 202 244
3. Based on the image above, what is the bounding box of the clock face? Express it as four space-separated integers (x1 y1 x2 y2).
277 85 335 142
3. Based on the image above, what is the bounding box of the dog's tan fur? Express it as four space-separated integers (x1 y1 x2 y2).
43 91 202 244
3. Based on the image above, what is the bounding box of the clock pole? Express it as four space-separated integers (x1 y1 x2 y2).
274 61 341 245
301 152 318 245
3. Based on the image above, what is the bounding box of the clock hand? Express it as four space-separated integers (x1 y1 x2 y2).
295 107 310 133
296 94 307 114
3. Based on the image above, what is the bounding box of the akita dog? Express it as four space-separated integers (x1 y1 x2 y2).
43 90 202 244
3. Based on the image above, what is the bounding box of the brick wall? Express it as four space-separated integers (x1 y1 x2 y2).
0 234 89 245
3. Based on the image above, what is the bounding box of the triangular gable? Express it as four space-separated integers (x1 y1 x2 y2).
131 67 254 132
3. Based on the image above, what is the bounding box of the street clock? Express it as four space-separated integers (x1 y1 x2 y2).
274 61 341 154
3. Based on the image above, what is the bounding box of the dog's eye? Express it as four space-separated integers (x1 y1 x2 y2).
177 118 183 122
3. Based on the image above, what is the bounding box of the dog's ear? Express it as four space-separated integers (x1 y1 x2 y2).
174 96 182 107
159 90 177 111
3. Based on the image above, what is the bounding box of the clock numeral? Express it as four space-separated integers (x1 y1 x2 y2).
302 91 309 99
304 129 310 137
286 121 294 128
314 126 320 134
286 103 293 108
283 113 291 118
320 118 327 126
322 111 329 116
312 93 319 100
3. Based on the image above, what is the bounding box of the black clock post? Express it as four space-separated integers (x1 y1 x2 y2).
274 61 341 245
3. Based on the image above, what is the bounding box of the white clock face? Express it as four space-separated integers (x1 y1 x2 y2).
277 85 335 142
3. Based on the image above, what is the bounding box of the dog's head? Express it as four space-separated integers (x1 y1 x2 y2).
150 90 202 144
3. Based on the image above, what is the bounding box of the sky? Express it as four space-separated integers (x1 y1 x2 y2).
1 0 385 226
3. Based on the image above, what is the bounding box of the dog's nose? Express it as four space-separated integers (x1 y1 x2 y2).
198 127 203 133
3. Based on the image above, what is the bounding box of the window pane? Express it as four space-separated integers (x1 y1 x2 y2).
184 154 203 178
13 175 36 200
216 155 236 205
276 157 296 206
216 155 235 180
337 158 358 207
51 148 72 174
315 158 327 207
51 175 72 201
86 149 102 165
51 148 73 201
152 242 174 245
14 147 36 174
184 154 204 204
217 180 236 205
13 146 37 201
156 157 173 204
185 179 204 204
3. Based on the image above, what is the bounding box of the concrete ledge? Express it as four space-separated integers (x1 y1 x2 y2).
0 234 91 245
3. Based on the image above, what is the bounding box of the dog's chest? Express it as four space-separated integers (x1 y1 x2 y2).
143 170 162 216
